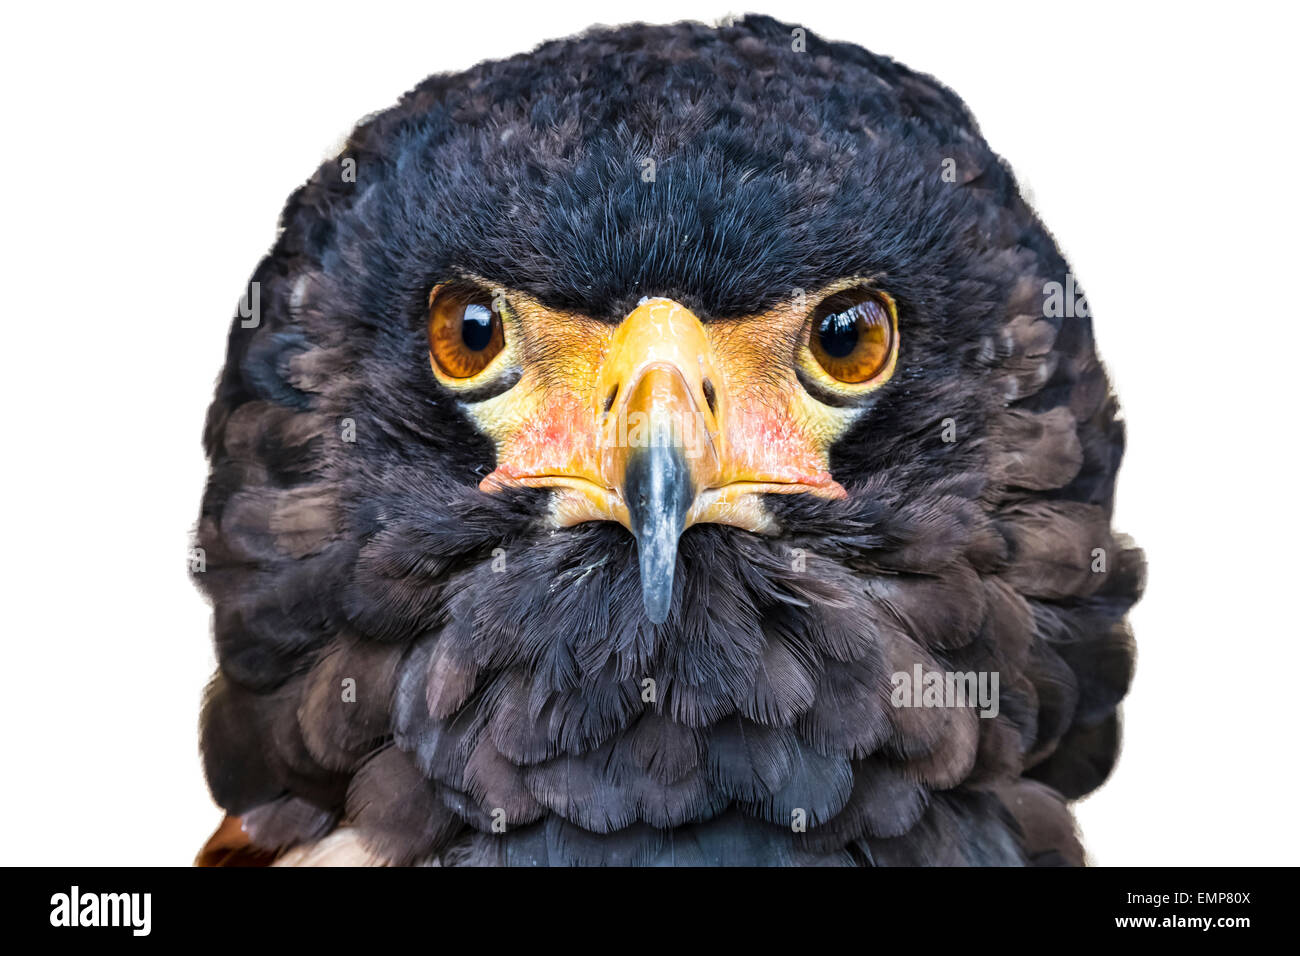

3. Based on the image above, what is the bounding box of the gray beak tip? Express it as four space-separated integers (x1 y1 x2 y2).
642 585 673 625
625 443 692 625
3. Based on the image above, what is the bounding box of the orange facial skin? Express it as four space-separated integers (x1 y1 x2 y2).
432 279 899 538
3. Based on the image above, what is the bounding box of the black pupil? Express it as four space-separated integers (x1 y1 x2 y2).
461 303 495 351
818 308 860 359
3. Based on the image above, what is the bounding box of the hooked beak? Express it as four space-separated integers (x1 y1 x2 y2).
594 301 722 622
481 297 845 623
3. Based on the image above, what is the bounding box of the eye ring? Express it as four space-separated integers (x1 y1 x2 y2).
428 283 506 380
805 286 898 386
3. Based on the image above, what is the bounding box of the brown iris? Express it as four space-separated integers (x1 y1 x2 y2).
807 287 896 384
428 284 505 379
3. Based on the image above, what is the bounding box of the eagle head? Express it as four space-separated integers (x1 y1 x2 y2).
194 15 1143 866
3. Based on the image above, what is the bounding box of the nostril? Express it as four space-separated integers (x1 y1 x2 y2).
702 378 717 415
603 384 619 415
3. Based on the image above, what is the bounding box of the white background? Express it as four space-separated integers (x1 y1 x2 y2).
1 1 1295 866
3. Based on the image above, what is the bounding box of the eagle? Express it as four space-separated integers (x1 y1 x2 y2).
193 15 1143 867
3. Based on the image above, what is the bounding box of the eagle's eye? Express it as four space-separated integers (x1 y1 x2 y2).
807 287 897 385
428 283 506 379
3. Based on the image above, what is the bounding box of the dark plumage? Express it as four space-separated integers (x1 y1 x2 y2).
193 15 1143 866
